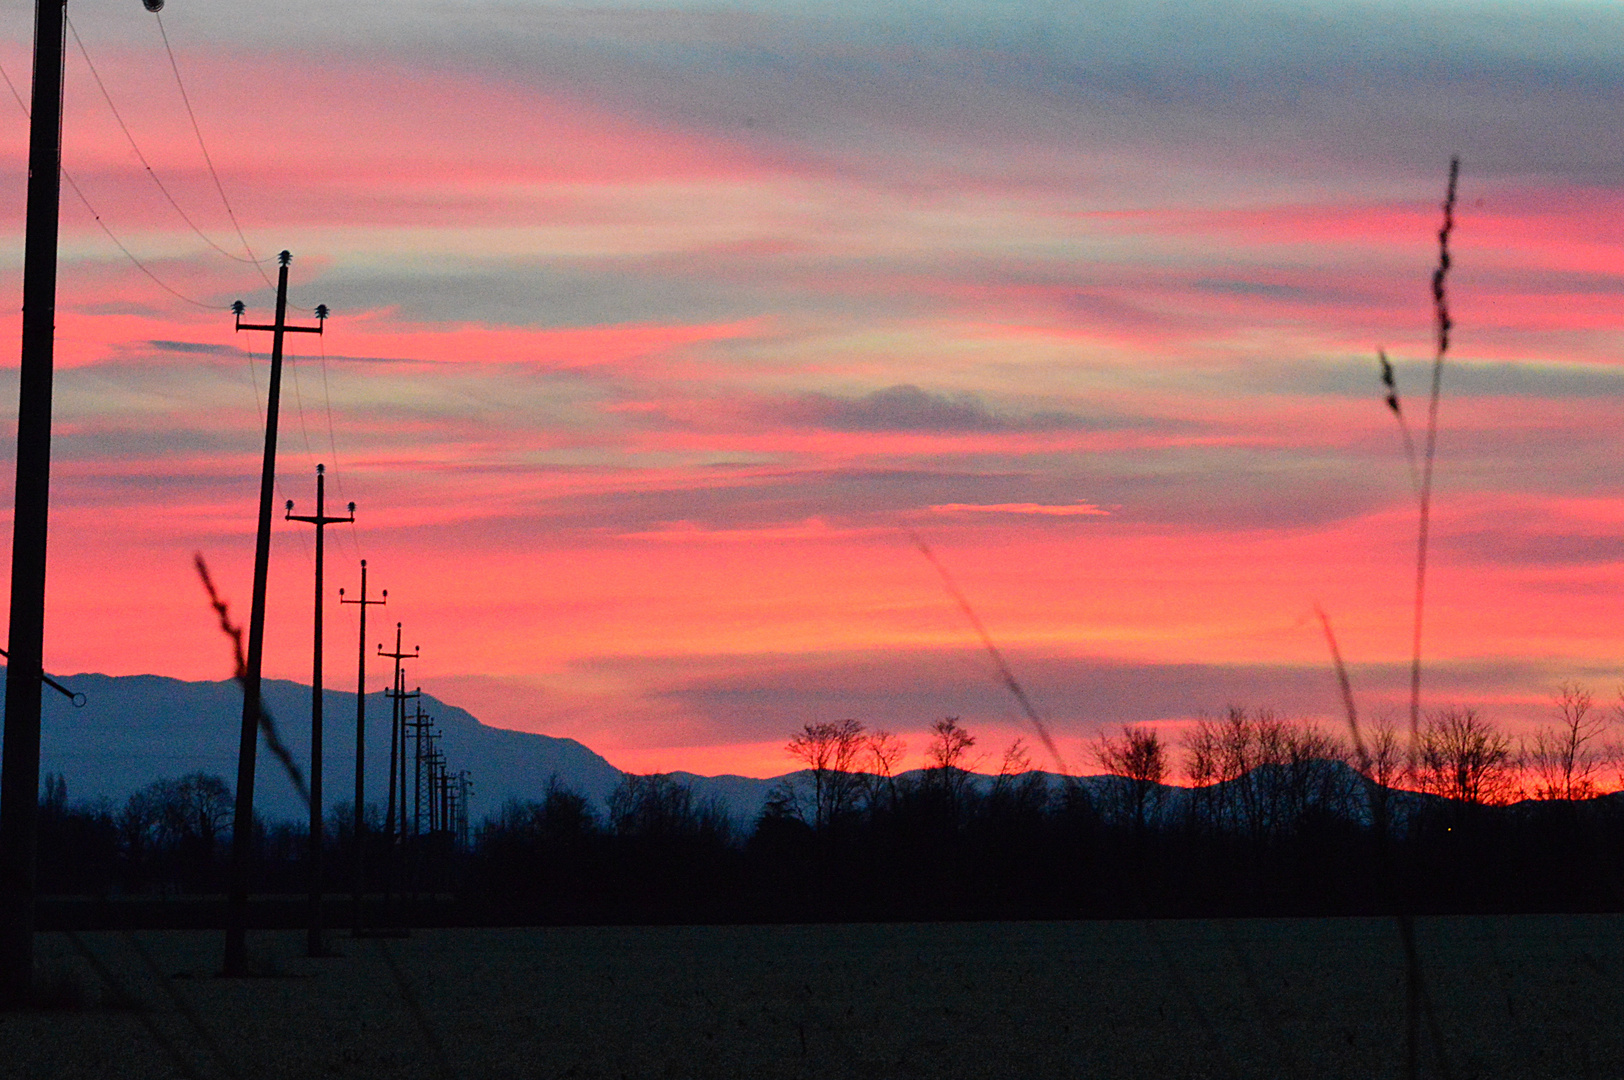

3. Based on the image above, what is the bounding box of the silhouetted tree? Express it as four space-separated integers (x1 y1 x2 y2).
40 772 67 817
927 717 977 771
1524 682 1611 801
1183 708 1351 841
1094 724 1166 833
784 719 867 830
923 717 980 810
986 739 1048 823
150 773 233 858
1184 707 1256 834
1416 708 1515 806
609 773 731 844
1341 713 1408 837
863 729 907 814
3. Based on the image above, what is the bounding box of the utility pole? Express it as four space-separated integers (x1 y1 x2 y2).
338 562 384 936
379 628 417 925
2 0 163 1004
0 0 69 1006
424 733 442 833
223 254 327 977
404 698 431 899
378 627 417 844
285 465 353 958
456 772 472 851
407 703 432 841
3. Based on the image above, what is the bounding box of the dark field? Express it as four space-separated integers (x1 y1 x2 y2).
6 916 1623 1078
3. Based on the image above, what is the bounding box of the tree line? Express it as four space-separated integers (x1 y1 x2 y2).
32 683 1624 923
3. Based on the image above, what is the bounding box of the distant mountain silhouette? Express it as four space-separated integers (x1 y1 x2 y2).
0 669 622 824
0 670 1435 829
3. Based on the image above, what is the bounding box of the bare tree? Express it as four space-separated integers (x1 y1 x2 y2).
1182 708 1351 838
864 729 907 812
1524 682 1610 801
988 738 1048 820
924 717 980 803
926 717 978 771
608 773 730 844
1360 715 1406 791
1353 714 1406 830
1415 708 1515 806
40 772 66 817
1183 707 1252 832
997 737 1032 778
117 788 159 866
149 773 234 858
1095 724 1166 832
785 719 867 830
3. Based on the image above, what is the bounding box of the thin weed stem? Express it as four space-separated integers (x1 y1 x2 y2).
1379 349 1422 497
1314 605 1452 1080
908 530 1073 780
194 553 310 807
1408 157 1460 752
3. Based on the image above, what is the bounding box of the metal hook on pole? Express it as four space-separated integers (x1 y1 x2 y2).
0 648 83 708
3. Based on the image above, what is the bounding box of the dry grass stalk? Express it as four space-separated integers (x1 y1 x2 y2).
194 553 309 807
907 530 1073 780
1407 156 1461 752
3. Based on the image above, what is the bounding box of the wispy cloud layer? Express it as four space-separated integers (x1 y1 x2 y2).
0 1 1620 776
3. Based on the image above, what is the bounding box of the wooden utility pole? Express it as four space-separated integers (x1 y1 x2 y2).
285 464 353 957
378 627 417 924
224 257 326 977
424 733 442 832
338 562 384 935
0 0 68 1004
378 626 417 843
407 703 432 840
456 771 472 850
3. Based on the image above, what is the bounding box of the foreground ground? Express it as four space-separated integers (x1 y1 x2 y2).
3 915 1621 1078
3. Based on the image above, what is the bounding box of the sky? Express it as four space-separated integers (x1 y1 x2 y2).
2 0 1623 780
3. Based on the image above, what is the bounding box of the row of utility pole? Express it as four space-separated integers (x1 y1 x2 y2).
233 265 473 964
0 0 474 1000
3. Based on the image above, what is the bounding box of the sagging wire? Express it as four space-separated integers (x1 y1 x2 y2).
0 57 233 311
316 332 364 563
287 342 318 468
152 11 276 292
240 339 315 570
68 15 261 267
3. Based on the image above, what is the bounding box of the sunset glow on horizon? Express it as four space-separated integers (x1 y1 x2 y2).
3 0 1624 781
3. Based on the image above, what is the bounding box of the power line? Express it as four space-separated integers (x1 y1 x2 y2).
0 58 230 311
67 15 265 268
242 339 315 569
287 344 318 468
152 11 277 293
316 324 364 562
9 31 359 573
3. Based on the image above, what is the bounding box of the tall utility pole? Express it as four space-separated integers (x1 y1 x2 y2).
1 0 165 1004
407 703 432 840
223 255 326 977
285 464 353 958
424 732 441 833
0 0 68 1004
338 562 384 936
378 626 417 843
378 627 417 922
456 771 472 850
